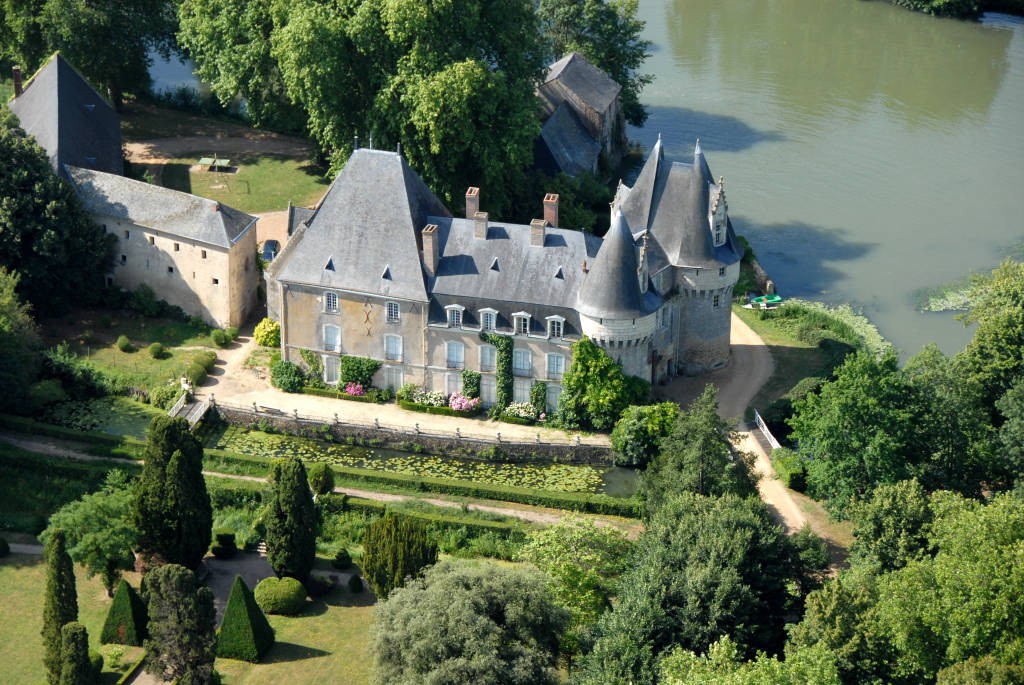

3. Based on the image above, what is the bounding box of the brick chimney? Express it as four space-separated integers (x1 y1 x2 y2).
530 218 546 247
422 224 439 276
474 211 489 240
465 187 480 219
12 66 22 97
543 193 559 228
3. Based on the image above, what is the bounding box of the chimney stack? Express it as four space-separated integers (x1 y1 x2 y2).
465 187 480 219
473 211 489 240
422 224 439 276
12 66 22 97
543 193 559 228
530 218 546 247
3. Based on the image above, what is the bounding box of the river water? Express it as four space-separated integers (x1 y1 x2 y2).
631 0 1024 356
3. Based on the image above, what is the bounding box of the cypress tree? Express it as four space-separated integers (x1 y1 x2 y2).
217 576 275 662
144 564 216 685
100 579 148 646
43 530 78 685
58 622 92 685
133 416 212 569
361 513 438 599
265 458 316 581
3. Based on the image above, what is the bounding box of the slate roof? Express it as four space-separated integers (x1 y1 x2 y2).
272 149 450 302
9 54 123 176
617 139 743 270
65 166 256 248
286 202 315 237
539 52 621 117
577 209 660 319
537 103 601 178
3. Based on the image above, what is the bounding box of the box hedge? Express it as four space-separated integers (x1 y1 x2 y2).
217 576 274 662
254 577 307 616
772 447 807 492
100 579 148 646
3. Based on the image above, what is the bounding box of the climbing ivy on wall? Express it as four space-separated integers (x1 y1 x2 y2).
461 370 481 399
480 332 513 412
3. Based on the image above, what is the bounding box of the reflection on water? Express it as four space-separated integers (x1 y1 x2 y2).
636 0 1024 355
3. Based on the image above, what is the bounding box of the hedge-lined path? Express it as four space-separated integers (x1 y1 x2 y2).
0 433 639 534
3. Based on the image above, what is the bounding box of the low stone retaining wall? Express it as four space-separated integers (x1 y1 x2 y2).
213 403 613 465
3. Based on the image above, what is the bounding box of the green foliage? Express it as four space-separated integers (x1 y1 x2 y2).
210 329 229 348
771 447 807 492
253 318 281 348
658 636 841 685
518 516 633 654
610 402 678 467
265 457 317 581
347 574 363 593
146 342 165 360
307 461 335 496
184 363 207 387
339 356 381 387
997 377 1024 480
301 385 392 403
225 327 239 341
558 337 649 431
43 529 79 685
0 110 115 313
143 564 217 685
210 529 237 559
461 369 481 399
100 579 148 646
148 383 183 410
253 576 307 616
116 335 133 353
331 548 352 570
0 537 8 557
216 576 274 662
28 380 69 413
270 359 304 393
763 299 893 359
850 479 934 572
133 416 212 569
481 332 514 411
639 386 757 513
371 560 567 685
0 268 40 413
530 380 548 417
538 0 652 126
130 285 161 318
58 622 93 685
361 512 438 599
42 470 136 595
937 655 1024 684
888 0 979 18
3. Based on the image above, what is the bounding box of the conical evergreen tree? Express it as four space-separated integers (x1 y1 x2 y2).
42 530 78 685
217 576 275 662
361 513 438 599
101 578 148 646
265 458 316 581
58 622 91 685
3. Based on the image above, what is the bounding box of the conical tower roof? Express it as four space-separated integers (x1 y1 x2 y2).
577 210 650 319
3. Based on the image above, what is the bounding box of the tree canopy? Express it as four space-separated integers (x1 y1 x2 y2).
557 336 649 431
0 266 39 413
361 512 437 600
371 560 568 685
265 457 316 582
42 529 78 685
144 564 217 685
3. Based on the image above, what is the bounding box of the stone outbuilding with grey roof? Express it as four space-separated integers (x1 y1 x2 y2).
266 139 739 407
67 166 259 328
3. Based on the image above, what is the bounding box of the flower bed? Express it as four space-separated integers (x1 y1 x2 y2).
398 400 482 418
301 386 392 404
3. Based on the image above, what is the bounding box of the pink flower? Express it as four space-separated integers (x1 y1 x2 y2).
344 382 365 396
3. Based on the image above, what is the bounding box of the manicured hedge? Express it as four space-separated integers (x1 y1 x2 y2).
100 579 148 646
218 576 274 662
772 447 807 492
302 386 391 403
397 399 481 418
334 495 529 536
254 577 307 615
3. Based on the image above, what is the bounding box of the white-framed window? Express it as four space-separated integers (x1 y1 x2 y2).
546 316 564 339
324 356 340 384
445 304 464 328
480 376 496 407
547 353 564 380
386 301 400 323
384 334 402 361
447 373 461 396
479 345 496 372
324 325 341 352
324 291 339 313
513 379 531 404
513 312 530 335
383 366 404 390
446 341 465 369
546 384 562 412
513 348 531 377
480 308 497 332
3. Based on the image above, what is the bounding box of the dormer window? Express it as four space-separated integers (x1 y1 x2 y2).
513 312 530 336
479 308 497 332
445 304 465 328
324 291 339 313
546 316 565 339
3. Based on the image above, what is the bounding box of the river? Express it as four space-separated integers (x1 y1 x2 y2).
631 0 1024 356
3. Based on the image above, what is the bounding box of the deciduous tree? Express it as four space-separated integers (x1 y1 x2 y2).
658 636 841 685
849 478 933 572
144 564 216 685
557 336 648 431
264 457 316 581
610 401 678 467
0 267 39 413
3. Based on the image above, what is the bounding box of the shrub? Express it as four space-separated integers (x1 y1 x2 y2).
331 548 352 570
225 327 239 341
130 284 161 317
611 403 679 468
89 649 104 681
362 513 438 599
116 335 133 353
308 462 335 496
340 356 382 387
211 329 230 347
254 318 280 348
148 342 165 359
270 360 305 393
347 574 363 593
217 576 274 662
149 383 183 410
253 577 307 615
100 579 148 646
530 381 547 418
461 370 481 399
504 402 537 421
211 529 238 559
185 363 208 387
343 382 365 397
0 537 8 557
772 447 807 492
27 380 68 410
448 393 481 413
396 383 418 402
194 350 218 372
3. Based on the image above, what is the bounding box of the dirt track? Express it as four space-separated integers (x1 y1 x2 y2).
124 135 311 164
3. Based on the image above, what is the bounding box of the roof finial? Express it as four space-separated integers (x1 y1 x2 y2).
397 141 402 156
354 134 359 149
695 138 702 156
718 175 725 190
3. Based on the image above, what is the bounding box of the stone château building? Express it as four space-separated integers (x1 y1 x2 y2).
266 137 740 410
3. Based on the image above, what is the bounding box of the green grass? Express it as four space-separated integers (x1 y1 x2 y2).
0 557 144 684
160 153 327 214
1 77 13 102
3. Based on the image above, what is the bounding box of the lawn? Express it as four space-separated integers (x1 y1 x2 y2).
161 154 327 214
0 555 144 685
